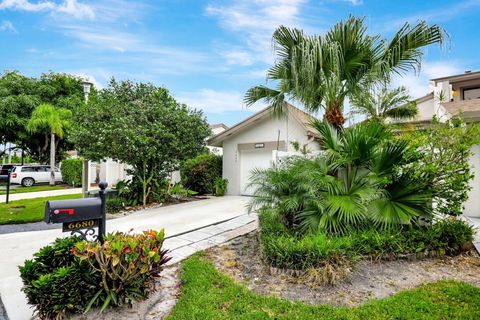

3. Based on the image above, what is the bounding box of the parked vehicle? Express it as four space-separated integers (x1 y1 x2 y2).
9 165 62 187
0 164 17 182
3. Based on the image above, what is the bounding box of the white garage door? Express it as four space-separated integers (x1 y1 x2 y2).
240 149 273 196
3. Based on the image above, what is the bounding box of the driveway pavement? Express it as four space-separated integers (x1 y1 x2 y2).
0 196 250 320
0 188 82 203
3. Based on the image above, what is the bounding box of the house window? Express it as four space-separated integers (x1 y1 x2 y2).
463 87 480 100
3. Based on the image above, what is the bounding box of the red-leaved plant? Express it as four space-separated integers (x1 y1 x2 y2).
73 229 171 313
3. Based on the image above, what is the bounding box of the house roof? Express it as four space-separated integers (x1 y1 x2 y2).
210 123 229 130
414 92 434 103
431 71 480 84
207 103 316 147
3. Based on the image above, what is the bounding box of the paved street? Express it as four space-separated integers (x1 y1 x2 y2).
0 196 251 320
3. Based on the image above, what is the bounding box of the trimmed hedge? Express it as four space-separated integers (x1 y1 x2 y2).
181 153 222 194
60 158 83 186
259 211 475 270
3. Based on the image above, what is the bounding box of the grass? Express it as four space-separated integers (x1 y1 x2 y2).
0 194 82 224
167 254 480 319
0 184 68 195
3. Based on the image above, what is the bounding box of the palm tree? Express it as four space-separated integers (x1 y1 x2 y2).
245 16 445 128
27 103 72 185
248 121 432 234
349 86 418 122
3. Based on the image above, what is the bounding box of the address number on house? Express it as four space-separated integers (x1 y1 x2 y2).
62 219 99 232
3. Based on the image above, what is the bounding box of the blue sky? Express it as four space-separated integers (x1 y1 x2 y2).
0 0 479 126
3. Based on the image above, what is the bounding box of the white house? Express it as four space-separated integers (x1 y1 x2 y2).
408 70 480 218
208 104 320 195
207 123 228 155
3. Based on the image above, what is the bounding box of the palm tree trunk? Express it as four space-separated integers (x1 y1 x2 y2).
50 132 55 186
324 106 346 129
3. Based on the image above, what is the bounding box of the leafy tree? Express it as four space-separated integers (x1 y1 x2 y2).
27 103 72 185
0 71 84 163
349 86 418 122
245 16 444 128
401 118 480 216
71 79 211 206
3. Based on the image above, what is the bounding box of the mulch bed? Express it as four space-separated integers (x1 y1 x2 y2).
206 231 480 307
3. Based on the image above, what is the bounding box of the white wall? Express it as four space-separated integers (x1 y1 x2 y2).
222 112 319 195
464 144 480 218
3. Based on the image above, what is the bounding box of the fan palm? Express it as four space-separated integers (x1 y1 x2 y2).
27 103 72 185
249 121 432 235
245 16 445 128
349 85 418 122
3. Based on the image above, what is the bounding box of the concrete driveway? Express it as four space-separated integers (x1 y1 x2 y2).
0 196 249 320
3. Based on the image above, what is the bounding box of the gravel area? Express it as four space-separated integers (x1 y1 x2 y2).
207 231 480 307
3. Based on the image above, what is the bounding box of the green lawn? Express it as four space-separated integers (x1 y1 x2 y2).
0 194 82 224
0 184 68 195
167 254 480 320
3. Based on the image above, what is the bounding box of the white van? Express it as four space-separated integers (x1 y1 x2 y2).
10 165 63 186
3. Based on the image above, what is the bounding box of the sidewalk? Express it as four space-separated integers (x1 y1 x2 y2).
0 188 82 203
0 196 252 320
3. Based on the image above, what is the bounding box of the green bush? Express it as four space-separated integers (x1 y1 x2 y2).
259 211 475 270
60 158 83 186
214 178 228 196
73 229 171 311
181 153 222 194
19 237 101 319
19 230 171 319
106 198 126 214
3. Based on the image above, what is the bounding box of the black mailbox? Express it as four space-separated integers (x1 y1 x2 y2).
44 181 108 242
44 198 102 223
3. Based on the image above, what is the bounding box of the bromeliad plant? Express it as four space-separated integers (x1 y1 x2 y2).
249 121 432 234
73 229 171 313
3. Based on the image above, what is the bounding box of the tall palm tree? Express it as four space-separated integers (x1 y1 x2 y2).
245 16 445 128
27 103 72 185
349 85 418 122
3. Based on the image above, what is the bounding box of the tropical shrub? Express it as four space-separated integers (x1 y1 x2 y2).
249 121 432 235
73 229 171 312
60 158 83 186
181 153 222 194
259 210 474 270
214 178 228 196
19 237 101 319
19 230 170 319
401 118 480 216
106 198 126 214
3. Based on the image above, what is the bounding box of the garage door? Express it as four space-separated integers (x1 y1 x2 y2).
240 149 273 196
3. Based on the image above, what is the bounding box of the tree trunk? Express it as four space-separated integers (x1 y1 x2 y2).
324 105 346 129
50 133 55 186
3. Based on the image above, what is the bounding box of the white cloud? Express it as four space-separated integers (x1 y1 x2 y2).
177 89 265 114
392 60 465 98
55 0 94 20
0 20 16 32
344 0 363 5
0 0 94 20
223 50 255 66
206 0 307 64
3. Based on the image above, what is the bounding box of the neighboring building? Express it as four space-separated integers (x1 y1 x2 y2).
207 123 228 155
208 104 320 195
407 70 480 218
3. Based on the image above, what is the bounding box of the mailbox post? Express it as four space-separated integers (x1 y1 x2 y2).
45 181 108 242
